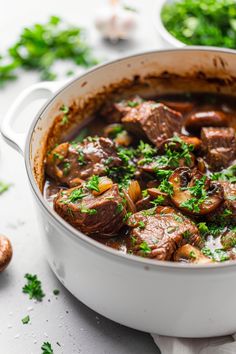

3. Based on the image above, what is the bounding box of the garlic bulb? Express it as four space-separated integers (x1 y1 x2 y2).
95 0 138 41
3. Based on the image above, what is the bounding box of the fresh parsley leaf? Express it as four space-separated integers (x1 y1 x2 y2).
80 207 97 215
139 241 151 254
21 315 30 324
41 341 54 354
212 165 236 183
22 274 45 301
159 179 173 196
0 16 98 87
86 175 100 192
138 221 146 229
67 188 87 203
151 195 165 206
53 289 60 295
0 181 11 194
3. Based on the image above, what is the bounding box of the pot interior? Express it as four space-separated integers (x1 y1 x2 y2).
28 48 236 191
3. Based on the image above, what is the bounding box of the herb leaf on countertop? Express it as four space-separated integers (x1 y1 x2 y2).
22 273 45 301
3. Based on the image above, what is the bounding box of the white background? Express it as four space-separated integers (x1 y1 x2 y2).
0 1 164 353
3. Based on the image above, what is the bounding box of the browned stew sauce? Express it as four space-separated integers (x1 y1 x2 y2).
44 93 236 264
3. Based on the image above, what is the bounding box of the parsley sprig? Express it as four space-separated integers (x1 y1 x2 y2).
0 16 98 87
180 176 207 212
41 341 54 354
22 274 45 301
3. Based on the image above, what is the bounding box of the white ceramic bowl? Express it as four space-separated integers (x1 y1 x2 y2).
2 48 236 337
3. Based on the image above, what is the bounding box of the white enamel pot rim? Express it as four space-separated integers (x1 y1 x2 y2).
3 47 236 272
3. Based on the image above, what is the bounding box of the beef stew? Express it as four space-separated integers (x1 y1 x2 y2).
44 93 236 264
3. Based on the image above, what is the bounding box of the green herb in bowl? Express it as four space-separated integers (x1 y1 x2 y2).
161 0 236 48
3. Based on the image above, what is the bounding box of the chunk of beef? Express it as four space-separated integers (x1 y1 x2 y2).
201 127 236 171
122 102 183 147
54 184 126 237
126 206 201 261
46 137 122 187
101 96 143 123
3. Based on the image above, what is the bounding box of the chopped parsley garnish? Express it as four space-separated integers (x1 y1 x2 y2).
53 152 64 161
153 135 194 169
67 188 87 203
139 241 151 254
189 251 196 259
53 289 60 295
21 315 30 324
107 124 124 138
212 165 236 183
116 203 124 214
198 222 209 236
41 341 54 354
159 179 174 196
137 140 157 163
63 162 71 176
151 195 165 206
77 149 86 165
22 274 45 301
138 221 146 229
127 100 139 107
182 230 192 239
0 181 11 194
86 175 100 192
117 146 136 164
173 214 183 222
60 104 69 114
180 176 207 212
202 247 230 262
142 208 156 216
123 211 132 222
60 105 69 125
106 146 136 188
155 169 172 180
80 207 97 215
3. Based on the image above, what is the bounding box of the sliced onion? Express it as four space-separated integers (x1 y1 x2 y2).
128 180 141 203
92 176 113 196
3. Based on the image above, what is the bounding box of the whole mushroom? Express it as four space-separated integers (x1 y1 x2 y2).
0 235 13 272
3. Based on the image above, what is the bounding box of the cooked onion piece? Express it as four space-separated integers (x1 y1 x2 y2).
92 176 113 196
127 180 141 203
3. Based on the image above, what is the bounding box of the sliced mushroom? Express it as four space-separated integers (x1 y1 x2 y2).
185 110 229 134
174 244 212 264
169 167 223 215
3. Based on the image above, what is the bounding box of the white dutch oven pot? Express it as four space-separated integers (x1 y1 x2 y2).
2 48 236 338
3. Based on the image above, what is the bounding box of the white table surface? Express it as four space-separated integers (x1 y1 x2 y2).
0 1 164 353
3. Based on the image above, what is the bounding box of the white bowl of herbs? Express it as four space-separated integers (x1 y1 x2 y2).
154 0 236 49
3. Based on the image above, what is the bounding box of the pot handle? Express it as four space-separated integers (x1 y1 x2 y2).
1 81 62 155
